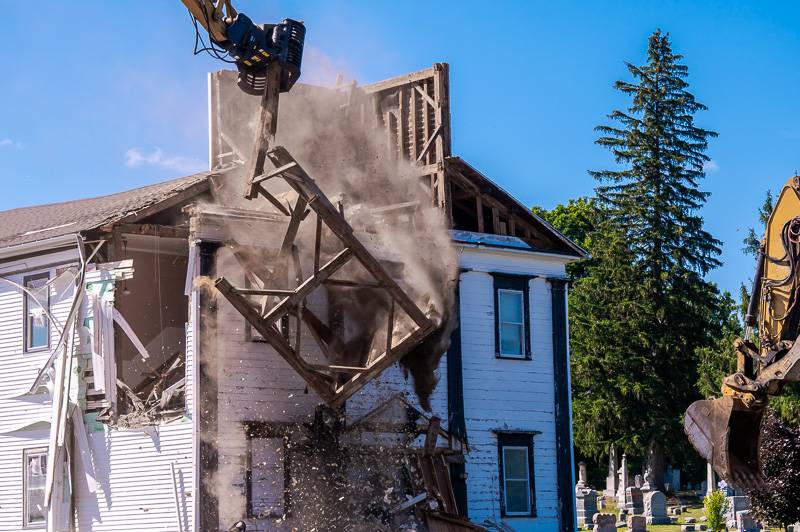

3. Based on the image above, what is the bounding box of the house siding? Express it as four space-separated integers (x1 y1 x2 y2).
457 246 570 531
0 249 78 531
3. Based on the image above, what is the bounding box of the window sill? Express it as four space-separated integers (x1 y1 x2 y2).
23 347 50 354
496 353 531 360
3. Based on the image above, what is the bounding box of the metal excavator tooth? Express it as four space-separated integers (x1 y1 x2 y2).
684 396 765 489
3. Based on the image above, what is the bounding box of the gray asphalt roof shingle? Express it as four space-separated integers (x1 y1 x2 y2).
0 173 210 249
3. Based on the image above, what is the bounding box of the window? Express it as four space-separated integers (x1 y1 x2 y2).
246 423 290 518
24 273 50 352
497 433 536 517
498 290 524 356
492 274 532 359
23 448 47 527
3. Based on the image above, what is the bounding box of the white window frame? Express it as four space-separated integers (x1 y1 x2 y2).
23 272 50 353
497 288 525 358
22 447 47 528
501 445 532 516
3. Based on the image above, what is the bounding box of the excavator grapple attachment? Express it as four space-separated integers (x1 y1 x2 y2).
685 397 765 488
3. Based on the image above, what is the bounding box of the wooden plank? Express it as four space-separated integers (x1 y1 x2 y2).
362 66 436 94
414 84 437 110
424 417 442 455
399 86 409 159
267 147 433 329
244 61 282 199
421 80 431 166
410 83 419 160
235 288 295 296
253 184 291 216
262 247 354 325
476 195 485 233
114 223 189 239
214 277 334 401
416 124 442 164
314 213 322 273
280 196 309 255
330 322 433 408
251 161 298 186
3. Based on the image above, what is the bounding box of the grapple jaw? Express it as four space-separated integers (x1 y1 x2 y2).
685 397 765 489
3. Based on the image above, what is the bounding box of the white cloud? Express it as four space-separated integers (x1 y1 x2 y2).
703 159 719 172
124 147 206 174
0 138 23 149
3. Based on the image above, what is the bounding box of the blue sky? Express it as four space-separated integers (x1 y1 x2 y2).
1 1 798 296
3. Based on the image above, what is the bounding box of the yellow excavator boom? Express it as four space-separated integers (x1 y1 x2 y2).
685 175 800 488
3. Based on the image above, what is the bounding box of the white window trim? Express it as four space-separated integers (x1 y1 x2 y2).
23 271 51 353
22 447 47 529
502 445 532 516
497 288 525 358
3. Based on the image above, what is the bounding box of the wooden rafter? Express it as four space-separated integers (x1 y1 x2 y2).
214 145 436 407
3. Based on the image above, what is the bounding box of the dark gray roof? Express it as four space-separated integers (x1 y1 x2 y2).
0 173 210 249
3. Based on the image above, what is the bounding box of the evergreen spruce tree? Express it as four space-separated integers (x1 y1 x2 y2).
570 30 721 487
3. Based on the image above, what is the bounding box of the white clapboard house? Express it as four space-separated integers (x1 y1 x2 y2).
0 64 586 532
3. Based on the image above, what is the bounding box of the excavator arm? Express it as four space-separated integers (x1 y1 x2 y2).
686 175 800 487
179 0 305 94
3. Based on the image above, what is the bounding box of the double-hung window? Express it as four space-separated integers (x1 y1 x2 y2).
492 274 532 359
246 423 290 518
24 273 50 352
497 433 536 517
23 448 47 527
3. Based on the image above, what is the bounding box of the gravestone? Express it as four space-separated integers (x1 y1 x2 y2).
616 453 630 506
725 496 750 529
605 446 619 497
627 515 646 532
577 461 589 488
634 474 643 489
592 513 616 532
625 486 643 514
737 510 760 532
576 462 598 527
641 464 654 492
644 490 670 525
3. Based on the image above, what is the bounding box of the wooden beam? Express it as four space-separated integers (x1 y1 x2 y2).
244 62 282 199
262 247 354 325
251 161 298 186
214 277 334 401
416 124 442 164
362 66 437 94
253 184 291 216
267 147 433 329
424 417 442 455
414 84 437 110
280 196 309 255
113 223 189 239
330 323 433 408
476 195 485 233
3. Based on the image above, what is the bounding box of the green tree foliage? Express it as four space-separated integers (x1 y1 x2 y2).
570 30 721 469
695 291 743 399
532 197 598 279
742 190 774 256
703 489 728 532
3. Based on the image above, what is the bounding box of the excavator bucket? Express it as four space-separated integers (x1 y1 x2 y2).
684 397 765 488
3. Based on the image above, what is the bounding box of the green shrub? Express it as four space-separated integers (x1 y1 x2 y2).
703 489 728 532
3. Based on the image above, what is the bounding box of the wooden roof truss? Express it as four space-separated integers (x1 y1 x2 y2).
215 146 436 407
